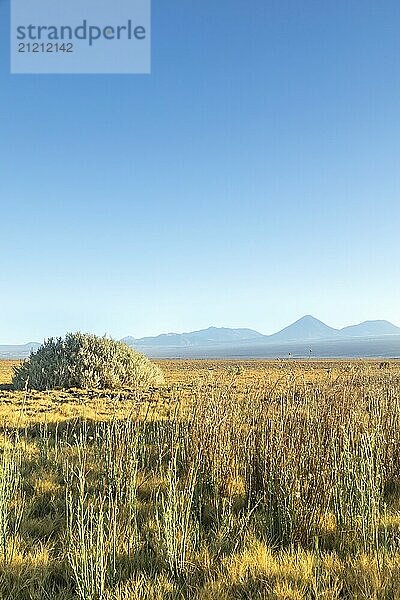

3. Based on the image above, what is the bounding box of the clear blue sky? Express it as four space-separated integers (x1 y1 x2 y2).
1 0 399 343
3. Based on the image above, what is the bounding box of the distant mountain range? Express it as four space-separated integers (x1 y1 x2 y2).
2 316 400 359
122 316 400 348
0 342 40 359
118 316 400 358
122 327 264 348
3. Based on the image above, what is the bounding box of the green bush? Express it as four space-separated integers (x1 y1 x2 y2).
12 332 164 391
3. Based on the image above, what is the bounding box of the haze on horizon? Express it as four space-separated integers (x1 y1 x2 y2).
1 1 399 345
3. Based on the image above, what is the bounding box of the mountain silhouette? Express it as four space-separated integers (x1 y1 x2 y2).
122 326 264 348
122 316 400 349
339 320 400 337
2 317 400 358
265 315 338 342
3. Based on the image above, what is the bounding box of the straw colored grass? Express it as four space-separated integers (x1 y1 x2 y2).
0 358 399 598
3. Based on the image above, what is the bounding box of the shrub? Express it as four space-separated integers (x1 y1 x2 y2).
12 332 164 391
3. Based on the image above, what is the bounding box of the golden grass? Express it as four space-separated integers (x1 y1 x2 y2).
0 357 389 425
0 358 399 599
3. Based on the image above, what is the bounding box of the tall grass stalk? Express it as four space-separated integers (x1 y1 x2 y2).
0 434 23 564
156 454 199 578
66 436 109 600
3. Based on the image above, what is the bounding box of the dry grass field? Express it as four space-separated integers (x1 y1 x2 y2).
0 358 400 599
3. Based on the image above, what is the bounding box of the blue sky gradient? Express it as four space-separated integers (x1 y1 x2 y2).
1 0 399 343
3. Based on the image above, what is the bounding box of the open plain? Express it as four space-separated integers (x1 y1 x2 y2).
0 358 400 599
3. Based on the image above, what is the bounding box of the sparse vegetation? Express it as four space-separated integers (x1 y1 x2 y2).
0 358 400 598
12 332 164 391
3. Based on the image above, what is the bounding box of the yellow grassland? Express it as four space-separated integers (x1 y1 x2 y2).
0 357 399 599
